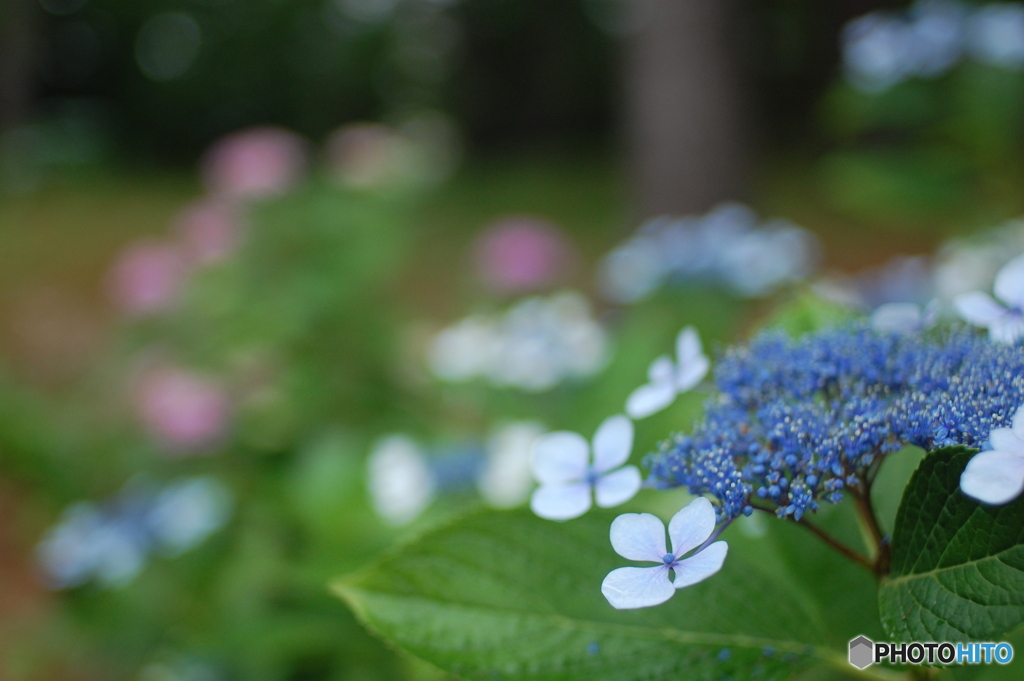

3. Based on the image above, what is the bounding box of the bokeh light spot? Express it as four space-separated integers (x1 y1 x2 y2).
135 12 202 82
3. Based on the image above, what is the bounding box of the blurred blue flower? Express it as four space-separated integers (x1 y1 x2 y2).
36 476 233 589
647 324 1024 520
599 203 819 303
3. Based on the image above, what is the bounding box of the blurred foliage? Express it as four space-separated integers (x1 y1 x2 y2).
32 0 615 158
819 59 1024 225
8 2 1024 680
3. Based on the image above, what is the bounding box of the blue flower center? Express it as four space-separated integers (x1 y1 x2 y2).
662 553 676 565
584 467 600 485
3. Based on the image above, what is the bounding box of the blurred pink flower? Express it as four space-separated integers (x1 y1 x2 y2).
201 127 307 199
473 216 575 293
137 367 230 454
174 199 244 264
107 240 190 316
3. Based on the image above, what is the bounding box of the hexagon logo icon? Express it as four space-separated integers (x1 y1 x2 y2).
849 636 874 669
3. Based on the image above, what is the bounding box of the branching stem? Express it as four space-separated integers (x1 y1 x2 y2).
747 501 875 573
850 480 891 577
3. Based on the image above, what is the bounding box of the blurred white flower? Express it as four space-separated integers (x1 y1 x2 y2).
961 404 1024 504
477 421 546 508
427 291 609 392
326 113 461 191
954 252 1024 343
530 415 641 521
934 244 1003 300
626 326 709 419
601 497 728 610
428 315 497 382
966 3 1024 69
870 300 939 333
367 435 435 525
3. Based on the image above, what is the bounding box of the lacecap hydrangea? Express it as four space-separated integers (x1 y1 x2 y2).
645 324 1024 521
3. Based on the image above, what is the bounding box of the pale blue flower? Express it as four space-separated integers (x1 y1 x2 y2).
625 326 709 419
530 415 641 520
961 404 1024 505
601 497 728 609
954 252 1024 344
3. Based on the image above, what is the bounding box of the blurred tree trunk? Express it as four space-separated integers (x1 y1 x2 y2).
0 0 36 132
624 0 747 218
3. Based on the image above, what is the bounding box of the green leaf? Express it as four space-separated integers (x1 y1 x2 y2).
879 446 1024 642
333 509 870 681
763 290 859 338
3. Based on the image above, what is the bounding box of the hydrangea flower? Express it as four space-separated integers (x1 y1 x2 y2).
472 216 575 294
625 326 709 419
530 415 641 520
647 324 1024 521
107 239 190 317
136 366 231 455
36 476 232 589
601 497 728 609
201 126 307 199
961 404 1024 505
954 253 1024 344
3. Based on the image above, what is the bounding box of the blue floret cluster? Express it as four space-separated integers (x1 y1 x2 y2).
645 324 1024 521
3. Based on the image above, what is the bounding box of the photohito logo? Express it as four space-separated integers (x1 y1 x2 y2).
848 636 1014 669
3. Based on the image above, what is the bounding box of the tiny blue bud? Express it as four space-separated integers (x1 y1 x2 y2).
742 505 753 516
662 554 675 564
717 648 732 662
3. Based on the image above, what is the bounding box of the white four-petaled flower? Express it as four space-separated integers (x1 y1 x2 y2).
625 326 710 419
529 415 641 521
961 404 1024 505
954 253 1024 344
601 497 728 609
